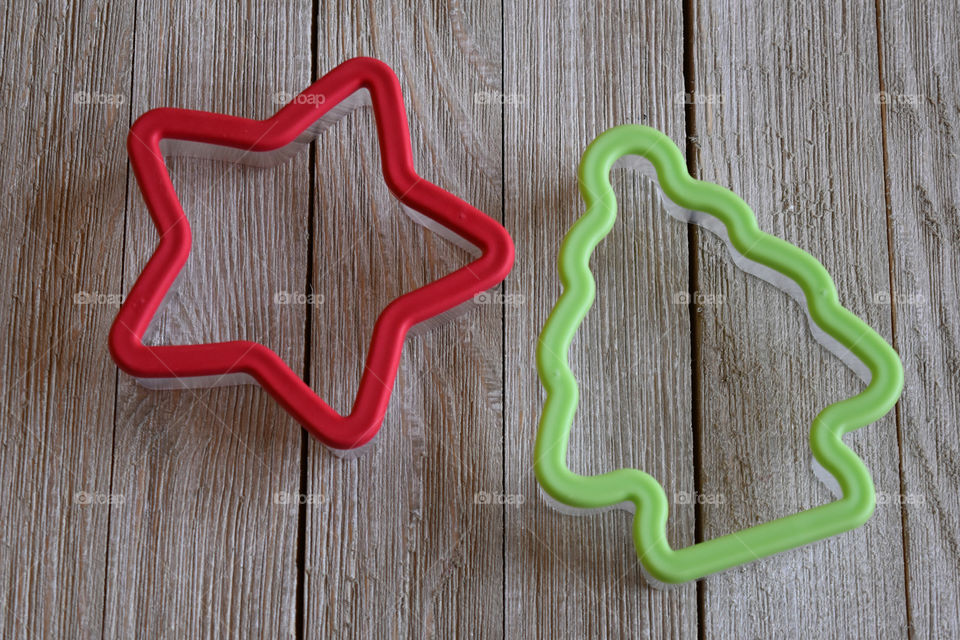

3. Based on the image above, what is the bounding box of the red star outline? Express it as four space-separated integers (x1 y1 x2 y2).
109 57 515 450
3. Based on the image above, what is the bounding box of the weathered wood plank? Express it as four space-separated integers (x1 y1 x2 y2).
302 2 504 637
504 0 698 637
0 2 134 637
102 2 311 637
877 1 960 637
690 1 907 636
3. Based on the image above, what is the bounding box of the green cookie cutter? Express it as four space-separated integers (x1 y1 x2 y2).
535 124 904 585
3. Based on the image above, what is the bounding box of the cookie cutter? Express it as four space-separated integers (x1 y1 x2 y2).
535 124 903 585
110 57 514 453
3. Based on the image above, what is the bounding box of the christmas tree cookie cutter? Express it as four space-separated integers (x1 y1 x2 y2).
110 57 514 454
535 124 903 585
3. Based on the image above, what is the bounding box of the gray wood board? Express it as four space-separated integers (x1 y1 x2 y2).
103 2 311 637
0 1 134 637
504 1 698 638
303 2 505 638
691 1 907 637
878 0 960 636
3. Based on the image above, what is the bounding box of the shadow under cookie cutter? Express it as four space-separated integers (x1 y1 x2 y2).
110 57 514 454
535 124 903 585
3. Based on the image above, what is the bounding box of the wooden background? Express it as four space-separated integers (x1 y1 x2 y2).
0 0 957 637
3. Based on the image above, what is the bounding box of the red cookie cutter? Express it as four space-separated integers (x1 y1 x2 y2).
110 57 514 452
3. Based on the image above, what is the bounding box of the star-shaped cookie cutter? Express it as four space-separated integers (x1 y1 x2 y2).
110 57 514 453
535 124 903 585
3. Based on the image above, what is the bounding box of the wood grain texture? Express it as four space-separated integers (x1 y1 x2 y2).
690 1 907 636
101 2 311 637
0 1 133 637
503 0 699 637
5 0 960 638
302 2 504 637
878 1 960 637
